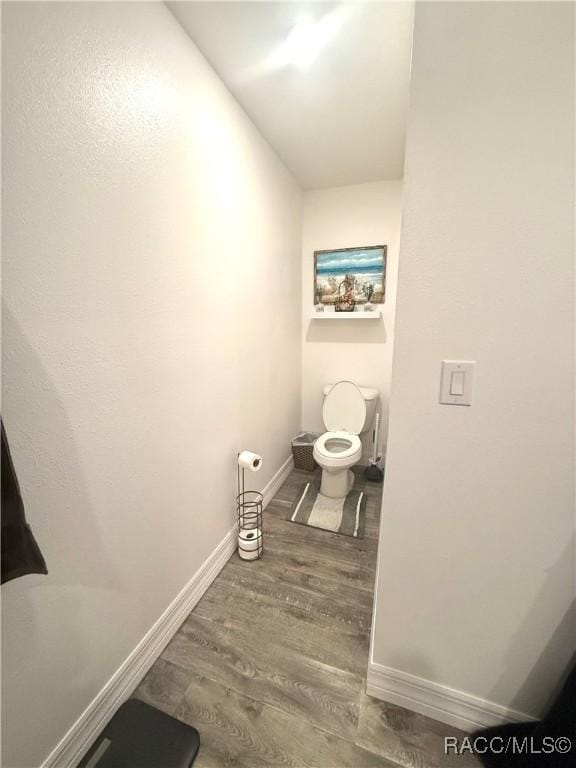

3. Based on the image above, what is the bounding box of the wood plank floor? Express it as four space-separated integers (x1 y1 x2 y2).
134 467 475 768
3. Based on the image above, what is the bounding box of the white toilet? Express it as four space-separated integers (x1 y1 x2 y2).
313 381 379 499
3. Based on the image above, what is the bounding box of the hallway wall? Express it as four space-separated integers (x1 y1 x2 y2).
301 181 402 461
1 3 302 765
370 1 575 725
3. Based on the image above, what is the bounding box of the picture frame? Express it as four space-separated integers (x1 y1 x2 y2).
313 245 387 307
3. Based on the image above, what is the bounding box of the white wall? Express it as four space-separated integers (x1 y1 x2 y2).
1 3 302 766
301 181 402 460
370 1 575 724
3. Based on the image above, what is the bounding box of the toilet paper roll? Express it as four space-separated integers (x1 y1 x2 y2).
238 450 262 472
238 528 262 560
238 548 259 561
238 528 262 552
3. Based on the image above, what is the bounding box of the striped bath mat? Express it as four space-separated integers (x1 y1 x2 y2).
288 482 366 538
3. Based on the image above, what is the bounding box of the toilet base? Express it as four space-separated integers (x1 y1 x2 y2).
320 468 355 499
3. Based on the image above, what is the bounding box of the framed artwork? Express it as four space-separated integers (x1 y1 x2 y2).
313 245 387 307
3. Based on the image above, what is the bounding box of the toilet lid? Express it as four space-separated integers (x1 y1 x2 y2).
323 381 366 435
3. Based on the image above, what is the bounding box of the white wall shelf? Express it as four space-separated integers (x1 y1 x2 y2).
308 309 381 320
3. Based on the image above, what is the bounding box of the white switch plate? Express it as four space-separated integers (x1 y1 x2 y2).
440 360 475 406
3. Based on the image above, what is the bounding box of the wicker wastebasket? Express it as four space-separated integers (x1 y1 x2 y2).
291 432 320 471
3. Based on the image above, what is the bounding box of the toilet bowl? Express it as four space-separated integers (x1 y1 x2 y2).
313 381 379 499
314 430 362 498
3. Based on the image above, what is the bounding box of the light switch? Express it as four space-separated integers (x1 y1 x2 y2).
450 371 465 396
440 361 475 406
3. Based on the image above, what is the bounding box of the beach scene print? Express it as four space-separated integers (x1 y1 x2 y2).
314 246 386 306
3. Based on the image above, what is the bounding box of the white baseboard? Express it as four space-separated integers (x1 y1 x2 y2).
366 662 536 732
262 454 294 507
41 455 294 768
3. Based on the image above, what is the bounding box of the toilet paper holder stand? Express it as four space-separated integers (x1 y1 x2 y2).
236 457 263 561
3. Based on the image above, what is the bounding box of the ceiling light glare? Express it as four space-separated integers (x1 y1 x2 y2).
263 7 354 76
284 20 322 69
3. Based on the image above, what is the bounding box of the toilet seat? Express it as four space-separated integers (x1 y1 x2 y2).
314 431 362 467
323 381 366 435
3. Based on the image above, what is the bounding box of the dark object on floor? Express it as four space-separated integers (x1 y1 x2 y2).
291 432 319 471
78 699 200 768
1 420 48 585
364 462 384 483
474 662 575 766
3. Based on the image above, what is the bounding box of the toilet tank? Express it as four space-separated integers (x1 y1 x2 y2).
322 383 380 434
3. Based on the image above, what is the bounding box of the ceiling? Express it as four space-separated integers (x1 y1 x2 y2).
168 2 414 190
